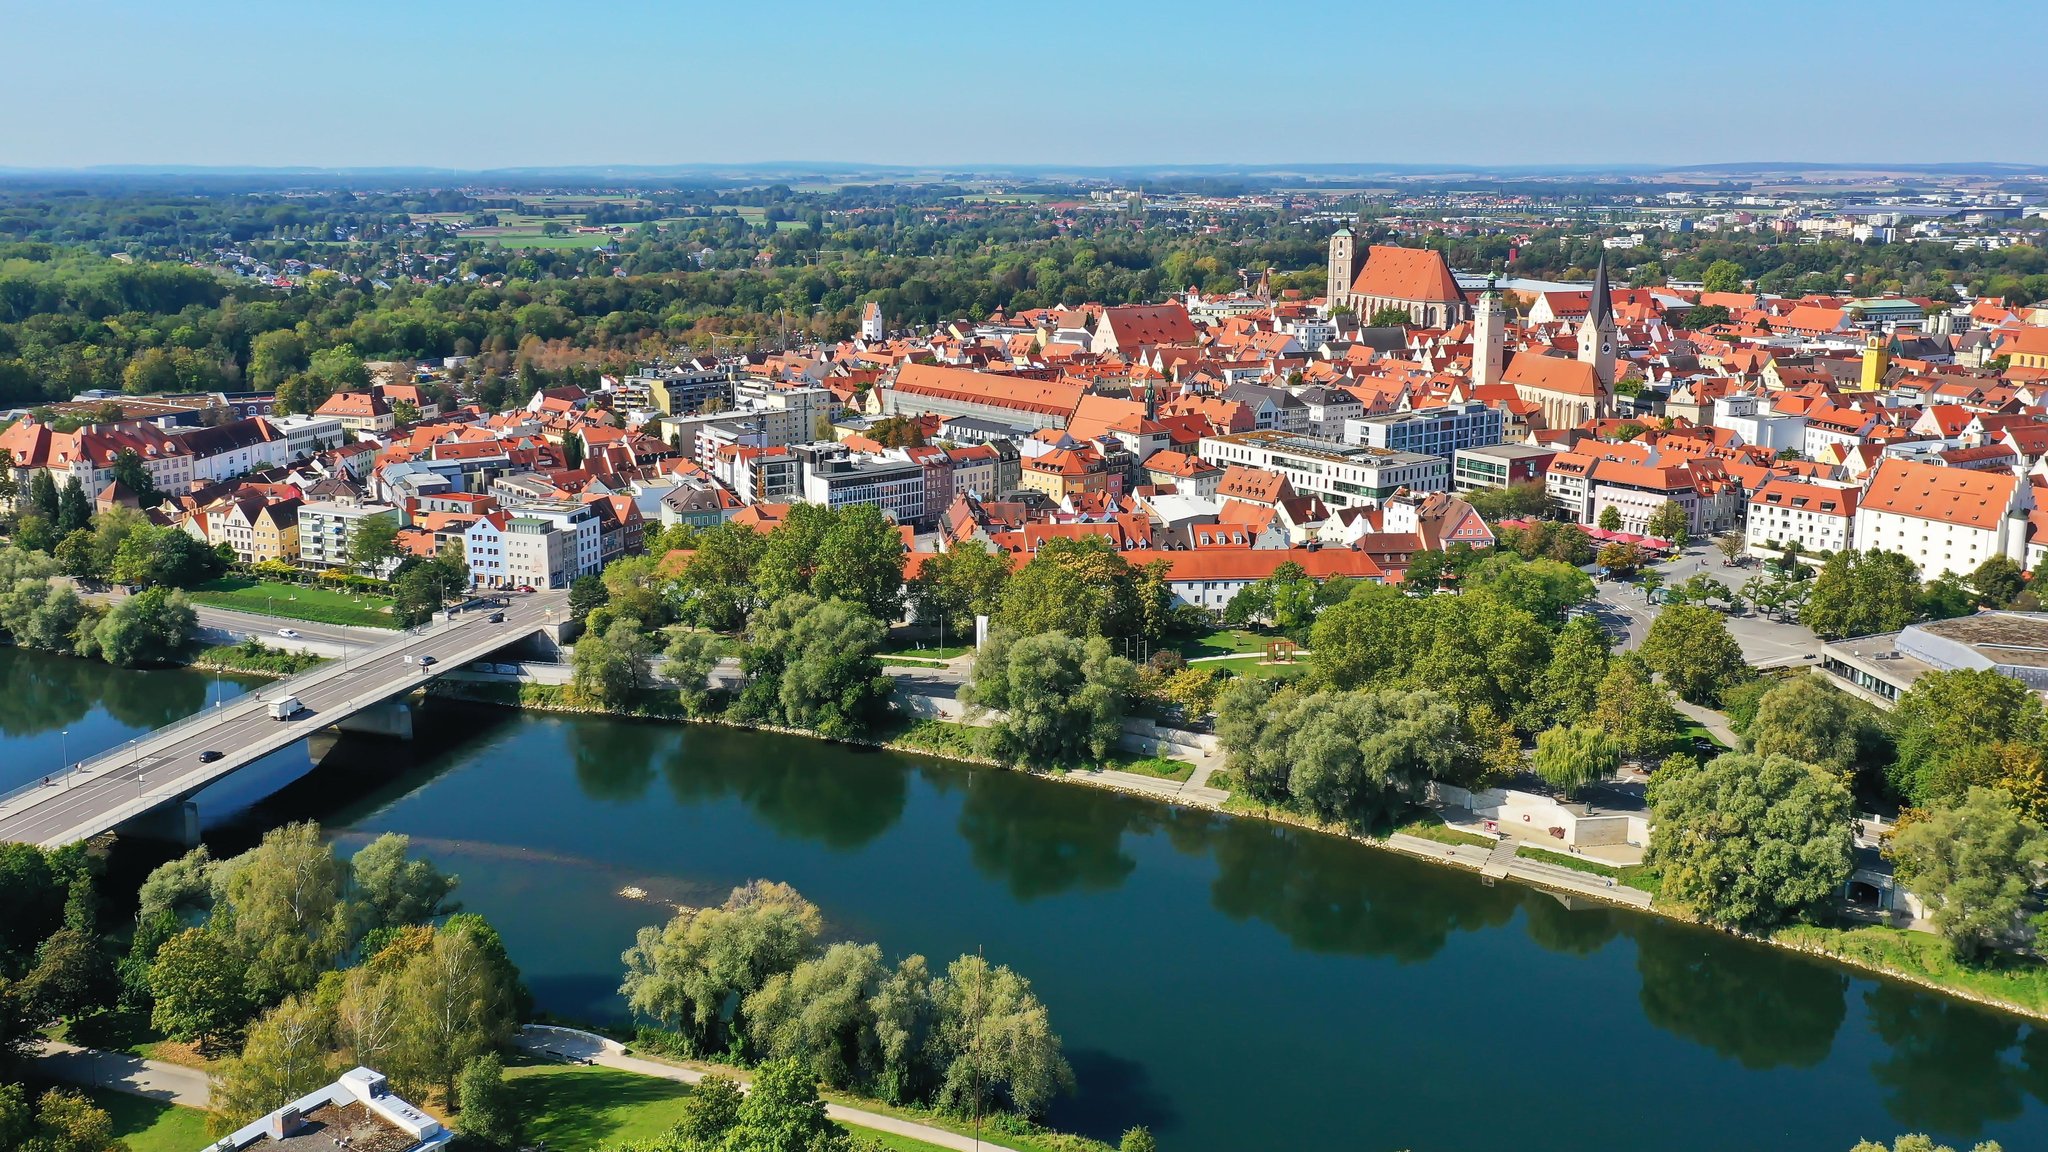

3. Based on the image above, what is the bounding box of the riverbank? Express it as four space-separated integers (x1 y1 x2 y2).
419 676 2048 1028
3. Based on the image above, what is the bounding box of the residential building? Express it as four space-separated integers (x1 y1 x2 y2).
795 444 925 525
296 499 401 570
316 391 394 436
1345 402 1503 457
1745 480 1857 556
1453 443 1559 492
1196 430 1447 508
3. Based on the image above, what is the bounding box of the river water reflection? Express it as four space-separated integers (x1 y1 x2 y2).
41 677 2047 1152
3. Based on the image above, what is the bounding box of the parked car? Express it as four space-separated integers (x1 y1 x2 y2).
277 628 301 639
198 750 223 763
487 611 505 623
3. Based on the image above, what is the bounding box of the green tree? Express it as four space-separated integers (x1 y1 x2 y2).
1640 603 1749 706
1889 788 2048 961
308 344 370 392
1464 555 1595 626
392 563 451 628
210 822 350 1003
107 450 163 507
1969 555 2026 609
1888 669 2045 807
1681 303 1733 329
735 595 893 739
1121 1128 1159 1152
671 521 766 632
1646 752 1856 930
907 542 1010 639
1464 483 1551 523
997 537 1141 640
568 573 609 622
809 503 907 623
147 928 254 1052
602 554 673 627
10 1088 117 1152
349 833 460 937
1645 500 1690 546
964 631 1137 766
1701 259 1747 294
1747 674 1862 777
27 471 59 531
1804 549 1921 640
720 1058 845 1152
348 515 402 575
91 587 195 667
1593 652 1681 761
455 1054 521 1149
866 955 934 1106
675 1076 745 1147
744 941 886 1091
620 881 823 1057
1532 723 1621 797
210 995 342 1128
663 631 725 717
392 922 520 1103
1538 616 1611 726
249 329 308 390
1597 506 1623 532
571 615 657 708
927 954 1072 1120
22 922 112 1026
0 844 65 976
1368 306 1414 328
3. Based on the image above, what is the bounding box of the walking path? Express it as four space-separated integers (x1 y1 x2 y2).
29 1040 212 1108
517 1027 1022 1152
1671 699 1739 748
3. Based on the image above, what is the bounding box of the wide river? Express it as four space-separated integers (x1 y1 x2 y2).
8 647 2048 1152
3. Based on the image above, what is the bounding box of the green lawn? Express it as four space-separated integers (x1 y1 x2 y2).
880 641 969 660
1393 816 1495 849
1176 628 1272 659
64 1087 207 1152
1772 921 2048 1017
189 578 397 629
1198 654 1308 680
504 1063 956 1152
881 657 950 669
1515 845 1621 878
1099 753 1195 783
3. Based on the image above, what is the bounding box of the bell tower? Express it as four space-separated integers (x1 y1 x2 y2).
1473 276 1506 388
1577 253 1618 388
1327 228 1356 316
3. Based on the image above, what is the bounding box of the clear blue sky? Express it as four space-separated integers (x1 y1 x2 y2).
3 0 2041 170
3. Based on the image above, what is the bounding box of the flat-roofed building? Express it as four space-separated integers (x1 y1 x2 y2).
1196 430 1446 509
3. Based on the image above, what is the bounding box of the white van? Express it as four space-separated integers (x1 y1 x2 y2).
267 695 304 720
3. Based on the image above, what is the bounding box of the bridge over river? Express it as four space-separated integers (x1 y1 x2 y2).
0 589 570 849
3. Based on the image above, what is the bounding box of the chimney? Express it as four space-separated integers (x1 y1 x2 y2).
267 1108 303 1140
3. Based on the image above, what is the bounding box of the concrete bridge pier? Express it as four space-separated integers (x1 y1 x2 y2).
115 800 201 848
332 699 414 741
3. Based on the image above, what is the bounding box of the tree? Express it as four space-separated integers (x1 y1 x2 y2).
27 471 59 531
211 995 342 1128
1747 675 1862 777
1594 652 1681 761
997 538 1141 640
572 615 657 708
720 1058 846 1152
907 542 1009 638
663 631 725 717
1804 549 1921 640
210 822 350 1003
392 563 450 628
0 845 65 977
350 833 459 937
1640 603 1749 706
1368 306 1413 328
1889 788 2048 961
867 955 934 1106
348 515 402 575
1715 532 1746 566
1121 1129 1159 1152
392 922 519 1102
1889 669 2045 807
1464 555 1594 626
1463 483 1550 523
602 554 674 628
107 449 163 508
1538 617 1611 726
249 329 308 390
671 521 766 632
54 479 90 536
22 923 112 1026
1596 541 1648 576
674 1076 745 1147
927 954 1072 1120
7 1088 117 1152
148 928 253 1052
753 504 904 625
1645 500 1690 547
735 595 893 739
1970 555 2026 609
110 524 226 588
1848 1138 2004 1152
1646 752 1856 930
1680 303 1733 330
1533 723 1621 797
620 881 823 1057
91 587 195 667
1597 506 1623 532
964 631 1137 766
568 573 609 622
455 1054 521 1149
744 941 886 1091
1701 260 1747 294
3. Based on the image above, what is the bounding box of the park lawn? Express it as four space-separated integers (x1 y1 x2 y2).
1198 654 1308 680
880 640 969 660
1393 816 1495 850
504 1063 957 1152
1176 628 1271 659
1515 844 1621 878
189 578 398 629
880 657 949 669
66 1087 207 1152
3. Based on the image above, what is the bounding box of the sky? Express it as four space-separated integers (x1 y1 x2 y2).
2 0 2043 171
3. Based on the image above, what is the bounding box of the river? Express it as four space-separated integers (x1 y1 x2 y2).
9 648 2048 1152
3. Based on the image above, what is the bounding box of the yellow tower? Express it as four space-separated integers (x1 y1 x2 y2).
1860 334 1890 391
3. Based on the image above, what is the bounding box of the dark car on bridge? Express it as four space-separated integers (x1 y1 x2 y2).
198 750 223 763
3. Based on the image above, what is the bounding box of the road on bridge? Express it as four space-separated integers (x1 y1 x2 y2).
0 589 568 848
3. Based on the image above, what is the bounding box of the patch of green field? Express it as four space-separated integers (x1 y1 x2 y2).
189 578 397 629
1100 753 1195 783
1177 628 1273 659
1198 654 1308 680
1394 817 1495 849
880 641 968 660
61 1087 207 1152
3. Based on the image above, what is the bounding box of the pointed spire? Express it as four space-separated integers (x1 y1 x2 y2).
1588 253 1613 328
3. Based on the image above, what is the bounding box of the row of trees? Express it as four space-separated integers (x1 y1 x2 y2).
621 881 1072 1120
0 546 198 669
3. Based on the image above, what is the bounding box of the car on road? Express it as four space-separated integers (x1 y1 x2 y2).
198 750 223 763
278 628 301 639
416 655 438 669
487 611 505 623
516 585 535 593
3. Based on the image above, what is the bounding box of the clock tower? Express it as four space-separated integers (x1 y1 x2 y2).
1577 253 1618 389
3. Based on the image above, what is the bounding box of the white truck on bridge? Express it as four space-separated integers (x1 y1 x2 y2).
266 695 304 720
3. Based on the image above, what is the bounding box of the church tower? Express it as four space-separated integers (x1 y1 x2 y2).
1577 253 1617 388
1473 276 1506 388
1860 333 1891 391
1327 228 1356 315
860 300 884 343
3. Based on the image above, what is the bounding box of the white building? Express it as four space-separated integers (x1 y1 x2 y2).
1712 393 1806 454
296 499 401 570
217 1067 450 1152
1851 457 2030 580
1196 430 1447 508
1745 479 1857 556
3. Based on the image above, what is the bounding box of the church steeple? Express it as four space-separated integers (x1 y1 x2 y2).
1577 253 1618 401
1586 252 1614 330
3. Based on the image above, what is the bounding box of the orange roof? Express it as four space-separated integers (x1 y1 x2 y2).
891 363 1084 420
1352 246 1464 304
1750 480 1856 516
1503 353 1602 398
1858 457 2019 530
1099 304 1200 348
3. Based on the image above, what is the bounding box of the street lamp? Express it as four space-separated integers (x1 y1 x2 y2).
60 729 68 780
